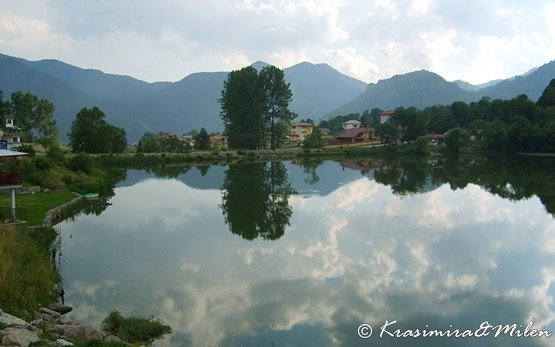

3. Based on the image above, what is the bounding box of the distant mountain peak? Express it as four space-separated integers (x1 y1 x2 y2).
250 61 270 71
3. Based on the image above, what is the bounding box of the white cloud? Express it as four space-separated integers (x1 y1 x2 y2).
1 0 555 85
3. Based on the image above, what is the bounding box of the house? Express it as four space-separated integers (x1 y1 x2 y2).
158 132 178 140
379 111 394 124
318 127 331 135
290 121 313 142
342 120 361 130
421 133 446 145
1 117 25 145
210 135 228 149
180 135 195 147
336 127 377 144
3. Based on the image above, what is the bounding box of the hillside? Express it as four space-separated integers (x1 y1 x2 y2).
330 70 476 116
329 60 555 117
0 54 367 141
0 54 148 140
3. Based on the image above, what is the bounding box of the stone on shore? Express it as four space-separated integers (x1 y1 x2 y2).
1 327 40 347
45 303 73 315
50 324 103 341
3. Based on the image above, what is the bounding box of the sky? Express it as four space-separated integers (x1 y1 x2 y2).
1 0 554 85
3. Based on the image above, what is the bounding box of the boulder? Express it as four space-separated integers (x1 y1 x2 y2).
45 303 73 315
1 327 40 347
0 310 29 328
54 338 74 347
50 324 103 341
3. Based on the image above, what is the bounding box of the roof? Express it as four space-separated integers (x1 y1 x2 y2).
343 120 361 124
379 111 394 116
0 149 28 157
337 127 375 138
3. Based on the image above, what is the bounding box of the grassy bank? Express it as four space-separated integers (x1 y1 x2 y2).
0 225 59 319
0 192 76 226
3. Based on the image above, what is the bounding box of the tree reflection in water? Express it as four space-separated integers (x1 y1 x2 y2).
220 161 294 240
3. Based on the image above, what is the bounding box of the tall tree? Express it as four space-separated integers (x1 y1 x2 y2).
219 66 264 149
8 91 59 145
259 66 293 149
537 79 555 107
68 106 127 153
194 128 210 150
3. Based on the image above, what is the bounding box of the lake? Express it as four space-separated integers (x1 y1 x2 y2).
56 156 555 346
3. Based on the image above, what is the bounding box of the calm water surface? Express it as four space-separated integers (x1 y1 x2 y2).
57 158 555 346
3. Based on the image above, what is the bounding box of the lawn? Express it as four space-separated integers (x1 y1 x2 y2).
0 191 77 226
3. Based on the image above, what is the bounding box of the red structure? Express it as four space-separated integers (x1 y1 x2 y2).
0 149 27 221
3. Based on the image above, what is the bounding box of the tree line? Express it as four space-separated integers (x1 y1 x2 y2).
323 79 555 154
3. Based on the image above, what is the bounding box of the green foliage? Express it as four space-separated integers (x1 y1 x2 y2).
303 126 322 149
68 107 127 153
136 132 160 153
194 128 211 150
68 153 94 174
259 65 294 149
137 132 191 153
7 91 59 144
101 310 172 344
375 121 400 144
537 79 555 107
444 127 469 156
220 66 264 149
34 156 52 171
16 144 36 156
0 225 58 318
219 65 293 149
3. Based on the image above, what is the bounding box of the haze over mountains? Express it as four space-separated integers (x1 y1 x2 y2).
0 52 554 142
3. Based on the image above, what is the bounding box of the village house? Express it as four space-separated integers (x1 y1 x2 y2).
336 127 377 144
342 120 361 130
210 135 228 149
180 135 195 147
1 117 25 146
379 111 394 124
289 121 313 142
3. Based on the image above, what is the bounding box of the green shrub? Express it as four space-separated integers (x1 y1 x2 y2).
34 156 52 172
16 144 36 156
47 144 67 164
68 153 94 174
101 310 172 344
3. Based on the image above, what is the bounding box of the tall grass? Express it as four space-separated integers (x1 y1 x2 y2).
0 225 58 318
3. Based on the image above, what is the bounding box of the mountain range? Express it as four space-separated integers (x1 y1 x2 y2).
329 60 555 116
1 52 554 142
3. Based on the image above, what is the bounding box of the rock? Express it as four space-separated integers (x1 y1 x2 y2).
50 324 103 341
1 327 40 347
0 310 31 328
39 307 62 317
54 338 74 347
46 303 73 315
